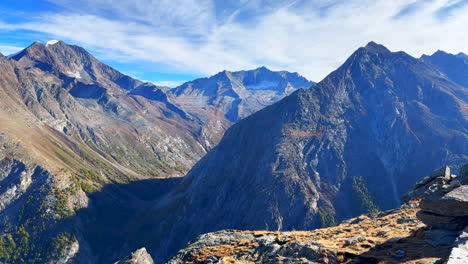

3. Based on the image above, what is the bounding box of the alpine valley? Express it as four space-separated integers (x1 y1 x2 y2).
0 40 466 264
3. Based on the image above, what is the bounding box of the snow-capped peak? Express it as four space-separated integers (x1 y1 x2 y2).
46 40 59 46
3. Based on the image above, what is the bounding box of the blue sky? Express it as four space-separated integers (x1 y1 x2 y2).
1 0 468 86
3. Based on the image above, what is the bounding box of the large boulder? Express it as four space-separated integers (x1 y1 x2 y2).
417 211 468 231
420 186 468 216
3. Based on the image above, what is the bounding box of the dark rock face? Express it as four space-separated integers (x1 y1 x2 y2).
135 42 467 262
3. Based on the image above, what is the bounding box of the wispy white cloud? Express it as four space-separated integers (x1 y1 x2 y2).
0 44 24 56
1 0 468 81
151 80 186 87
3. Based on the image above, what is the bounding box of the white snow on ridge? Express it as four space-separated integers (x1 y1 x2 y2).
67 71 81 79
46 40 59 46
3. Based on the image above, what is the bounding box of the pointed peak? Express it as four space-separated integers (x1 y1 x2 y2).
363 41 391 53
457 52 468 60
255 66 270 71
432 49 449 56
30 41 45 47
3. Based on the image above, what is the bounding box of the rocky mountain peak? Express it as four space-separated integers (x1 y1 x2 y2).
363 41 392 53
457 52 468 62
10 40 141 91
422 49 468 87
169 67 313 124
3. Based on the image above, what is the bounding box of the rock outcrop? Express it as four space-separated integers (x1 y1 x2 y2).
407 164 468 264
410 164 468 230
115 248 154 264
167 205 449 264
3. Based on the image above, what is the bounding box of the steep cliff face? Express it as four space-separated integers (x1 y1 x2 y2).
0 158 85 264
133 42 467 262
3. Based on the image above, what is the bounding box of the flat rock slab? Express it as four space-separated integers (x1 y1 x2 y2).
416 211 467 230
420 186 468 217
424 229 460 247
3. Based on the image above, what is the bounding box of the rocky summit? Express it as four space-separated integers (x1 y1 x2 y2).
167 164 468 264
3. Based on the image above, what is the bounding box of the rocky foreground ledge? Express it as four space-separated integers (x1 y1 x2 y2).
119 164 468 264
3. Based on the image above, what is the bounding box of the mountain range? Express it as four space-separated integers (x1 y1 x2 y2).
0 40 313 263
0 40 466 264
127 42 467 263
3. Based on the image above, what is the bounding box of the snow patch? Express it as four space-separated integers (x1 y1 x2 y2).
46 40 59 46
67 71 81 79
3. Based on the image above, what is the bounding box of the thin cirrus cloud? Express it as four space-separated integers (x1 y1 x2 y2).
0 0 467 83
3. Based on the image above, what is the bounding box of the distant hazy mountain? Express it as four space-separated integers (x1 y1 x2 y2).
170 66 313 122
421 50 468 87
167 67 314 147
132 42 467 262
